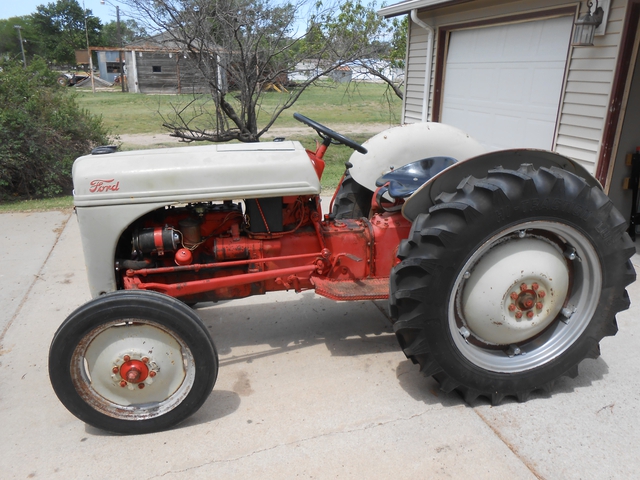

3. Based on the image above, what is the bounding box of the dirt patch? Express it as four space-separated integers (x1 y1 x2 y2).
118 133 181 146
118 123 395 147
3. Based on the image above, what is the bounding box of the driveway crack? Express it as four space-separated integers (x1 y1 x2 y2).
0 212 72 345
146 410 432 479
473 408 545 480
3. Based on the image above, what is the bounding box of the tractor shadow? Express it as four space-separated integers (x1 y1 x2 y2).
193 292 400 364
189 290 610 418
395 355 610 408
178 292 411 425
84 389 242 436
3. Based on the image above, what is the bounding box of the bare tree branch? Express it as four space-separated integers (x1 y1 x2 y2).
122 0 403 142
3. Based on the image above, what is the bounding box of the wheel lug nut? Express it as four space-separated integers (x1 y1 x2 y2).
119 380 127 388
138 383 145 389
508 304 516 312
149 371 157 378
123 355 131 362
510 292 518 300
538 290 546 298
112 366 119 374
515 311 523 319
536 302 543 310
142 357 149 364
526 311 534 318
520 283 528 291
532 283 539 290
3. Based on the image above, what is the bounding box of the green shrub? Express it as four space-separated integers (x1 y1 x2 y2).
0 58 111 199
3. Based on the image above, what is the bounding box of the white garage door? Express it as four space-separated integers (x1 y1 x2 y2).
441 16 573 151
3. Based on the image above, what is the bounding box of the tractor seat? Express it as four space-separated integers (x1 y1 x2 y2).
375 157 458 200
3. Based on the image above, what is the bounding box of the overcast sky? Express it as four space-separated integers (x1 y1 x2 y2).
1 0 127 24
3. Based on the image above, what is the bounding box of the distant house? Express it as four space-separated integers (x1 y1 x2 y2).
125 32 219 94
290 60 403 84
379 0 640 222
289 60 326 82
349 60 404 83
329 65 353 83
96 50 123 84
92 31 223 94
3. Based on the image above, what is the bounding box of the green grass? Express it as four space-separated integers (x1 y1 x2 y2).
0 82 399 212
75 81 398 191
0 138 356 211
0 196 74 212
75 81 401 135
0 134 358 212
297 134 370 190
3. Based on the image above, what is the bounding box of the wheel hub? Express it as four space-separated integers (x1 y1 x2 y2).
111 353 159 390
461 237 570 345
507 282 546 319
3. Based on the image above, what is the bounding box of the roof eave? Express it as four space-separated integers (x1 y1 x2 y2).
378 0 472 18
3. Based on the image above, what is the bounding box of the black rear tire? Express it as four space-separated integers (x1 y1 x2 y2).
390 164 635 404
49 290 218 434
332 173 373 219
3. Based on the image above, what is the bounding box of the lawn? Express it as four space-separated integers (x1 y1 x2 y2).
0 196 74 213
1 81 401 210
75 81 402 135
74 81 401 191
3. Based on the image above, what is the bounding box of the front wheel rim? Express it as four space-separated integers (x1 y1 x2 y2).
70 319 196 420
448 221 602 373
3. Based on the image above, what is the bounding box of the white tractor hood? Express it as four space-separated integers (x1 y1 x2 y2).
73 141 321 207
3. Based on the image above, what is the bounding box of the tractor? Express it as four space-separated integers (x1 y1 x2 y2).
49 113 636 434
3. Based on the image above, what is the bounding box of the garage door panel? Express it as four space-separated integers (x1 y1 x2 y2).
524 119 556 149
531 66 567 105
497 68 529 102
467 110 500 144
504 23 541 59
473 29 506 60
494 114 525 148
536 20 573 59
441 15 573 150
445 66 497 100
440 67 473 100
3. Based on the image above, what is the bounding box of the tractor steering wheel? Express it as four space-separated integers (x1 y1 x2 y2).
294 113 368 155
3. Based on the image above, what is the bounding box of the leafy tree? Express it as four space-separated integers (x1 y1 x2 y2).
100 18 147 46
121 0 394 142
389 16 408 70
0 58 111 198
0 17 44 62
315 2 407 99
32 0 102 65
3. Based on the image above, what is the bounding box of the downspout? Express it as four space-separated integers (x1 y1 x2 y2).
411 9 434 122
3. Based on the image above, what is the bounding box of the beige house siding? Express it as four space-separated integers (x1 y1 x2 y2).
403 0 629 173
555 0 627 172
404 20 430 122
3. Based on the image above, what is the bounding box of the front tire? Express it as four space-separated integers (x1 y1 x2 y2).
49 290 218 434
390 164 635 404
332 173 373 219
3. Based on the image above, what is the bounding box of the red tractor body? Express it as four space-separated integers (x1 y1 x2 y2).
120 195 411 303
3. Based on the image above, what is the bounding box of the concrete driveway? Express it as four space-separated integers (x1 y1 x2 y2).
1 210 638 479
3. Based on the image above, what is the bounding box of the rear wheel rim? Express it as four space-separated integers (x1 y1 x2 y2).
448 221 602 373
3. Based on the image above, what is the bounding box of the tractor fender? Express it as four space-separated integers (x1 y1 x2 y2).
348 122 487 193
402 148 601 222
